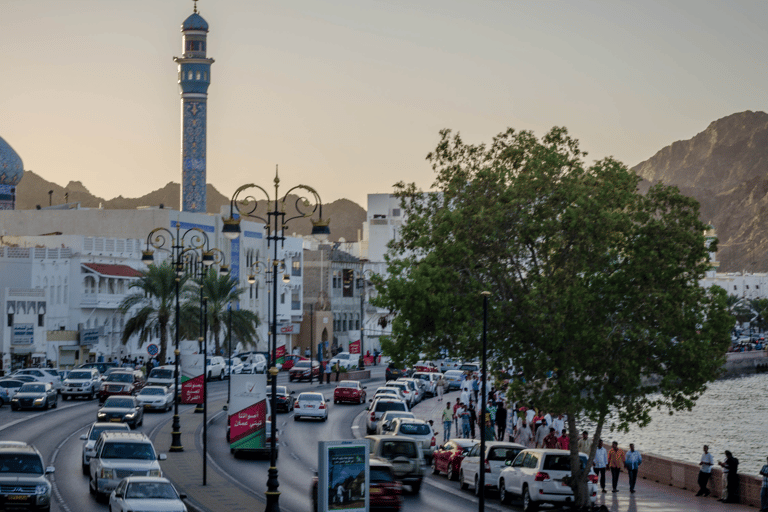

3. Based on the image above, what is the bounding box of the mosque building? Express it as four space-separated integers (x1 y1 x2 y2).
0 136 24 210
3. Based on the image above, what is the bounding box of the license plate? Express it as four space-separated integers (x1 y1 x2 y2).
110 418 122 422
7 495 30 501
370 488 381 495
307 405 314 408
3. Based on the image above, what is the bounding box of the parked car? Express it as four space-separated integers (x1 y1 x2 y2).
0 379 26 400
293 392 328 421
241 353 267 374
395 378 423 404
80 421 131 474
96 396 144 429
135 386 174 412
458 362 480 376
328 352 358 371
366 435 426 494
443 370 464 391
312 458 402 512
497 448 598 510
459 441 524 496
413 360 438 373
288 360 321 382
376 410 416 435
0 387 8 407
280 354 307 371
10 382 58 410
0 441 54 511
109 476 187 512
386 381 415 408
373 386 405 402
366 398 409 434
89 431 166 502
224 357 244 377
389 418 438 461
333 380 366 404
205 356 226 380
412 371 443 396
432 438 478 481
97 370 144 402
438 358 462 373
267 385 295 412
62 367 101 400
12 368 62 392
385 362 406 382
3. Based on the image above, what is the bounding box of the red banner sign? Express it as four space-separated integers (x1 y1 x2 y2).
349 339 361 354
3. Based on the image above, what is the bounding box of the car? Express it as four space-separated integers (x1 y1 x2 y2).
109 476 187 512
366 435 426 494
328 352 358 371
78 361 119 375
12 368 62 392
10 382 58 410
280 354 307 371
312 458 403 512
385 362 406 382
293 392 328 421
79 421 132 474
135 385 174 411
0 379 25 400
458 362 480 376
267 385 295 412
395 378 423 404
241 353 267 374
206 356 226 380
224 356 244 377
413 360 438 373
385 381 415 407
333 380 367 404
376 410 416 435
443 370 464 391
412 371 444 397
0 441 55 512
365 398 409 434
288 360 321 382
97 369 144 402
373 386 405 402
497 448 597 510
431 438 478 481
89 431 166 502
96 396 144 428
61 367 101 400
0 387 8 407
438 358 462 373
388 418 438 461
459 441 524 496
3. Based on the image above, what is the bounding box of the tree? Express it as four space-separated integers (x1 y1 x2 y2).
179 268 260 356
119 262 188 367
374 126 734 508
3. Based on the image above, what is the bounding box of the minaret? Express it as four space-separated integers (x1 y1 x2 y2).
174 1 214 213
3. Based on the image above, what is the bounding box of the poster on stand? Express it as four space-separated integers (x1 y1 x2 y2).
317 440 369 512
349 340 361 355
180 354 204 404
229 373 267 453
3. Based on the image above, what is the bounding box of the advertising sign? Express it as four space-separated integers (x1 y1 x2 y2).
12 324 34 345
180 354 205 404
318 441 369 512
349 339 361 355
275 343 286 365
229 373 267 453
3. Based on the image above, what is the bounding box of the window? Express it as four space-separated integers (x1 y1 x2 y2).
392 208 401 217
291 292 300 310
292 260 301 276
343 269 354 297
333 271 341 289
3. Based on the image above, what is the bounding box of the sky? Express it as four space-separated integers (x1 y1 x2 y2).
3 0 767 209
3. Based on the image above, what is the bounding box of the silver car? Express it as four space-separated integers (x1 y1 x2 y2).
389 418 437 461
62 368 101 400
0 441 54 512
109 476 187 512
135 386 174 412
80 422 131 474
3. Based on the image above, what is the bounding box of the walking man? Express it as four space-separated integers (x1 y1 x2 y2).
608 441 625 492
625 443 642 493
442 401 453 442
324 361 332 384
696 444 714 496
759 455 768 512
577 431 592 455
594 439 608 493
496 401 507 441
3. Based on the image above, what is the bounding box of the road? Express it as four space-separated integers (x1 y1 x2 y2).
0 368 507 512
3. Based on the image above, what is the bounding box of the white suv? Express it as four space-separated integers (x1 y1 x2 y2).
13 368 63 392
205 356 226 380
62 368 101 400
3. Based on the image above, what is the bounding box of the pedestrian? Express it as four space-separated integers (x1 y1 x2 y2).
324 361 331 384
334 361 340 381
453 401 462 434
436 375 445 401
625 443 642 493
484 416 496 441
442 401 453 442
608 441 625 492
558 429 569 450
468 401 477 439
305 347 311 358
759 455 768 512
577 431 592 455
552 413 565 437
594 439 608 493
514 417 533 448
696 444 714 497
459 403 471 438
534 419 549 448
719 450 740 503
496 401 507 441
543 427 559 449
471 375 480 403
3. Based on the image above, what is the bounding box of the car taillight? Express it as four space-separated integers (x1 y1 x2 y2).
534 472 550 482
371 412 376 422
485 459 491 473
319 402 326 409
430 436 436 447
295 402 300 408
588 474 598 484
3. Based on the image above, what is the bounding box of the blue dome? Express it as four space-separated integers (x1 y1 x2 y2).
0 136 24 186
182 13 208 31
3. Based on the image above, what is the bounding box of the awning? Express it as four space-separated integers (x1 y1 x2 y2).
59 346 79 351
82 263 143 278
32 353 46 358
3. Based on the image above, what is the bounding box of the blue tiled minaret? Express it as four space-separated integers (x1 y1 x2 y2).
174 3 214 212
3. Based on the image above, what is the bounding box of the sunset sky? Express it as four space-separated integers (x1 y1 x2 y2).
3 0 766 208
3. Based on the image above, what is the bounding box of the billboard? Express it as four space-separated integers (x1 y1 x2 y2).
318 441 369 512
180 354 205 404
229 373 267 453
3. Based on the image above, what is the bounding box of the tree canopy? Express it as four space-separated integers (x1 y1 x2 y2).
374 126 734 507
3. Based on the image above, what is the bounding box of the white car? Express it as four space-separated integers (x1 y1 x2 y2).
79 422 131 474
241 353 267 374
439 358 462 373
328 352 358 371
12 368 62 392
0 379 26 400
225 357 244 377
145 366 180 396
497 448 597 510
444 370 464 391
386 381 415 407
205 356 226 380
396 377 424 404
459 441 524 496
389 418 438 461
135 386 174 412
412 371 443 396
365 397 409 434
89 432 166 501
376 410 416 435
373 386 405 402
293 392 328 421
62 368 101 400
109 476 187 512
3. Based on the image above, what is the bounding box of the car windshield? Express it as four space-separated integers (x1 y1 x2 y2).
101 442 156 460
107 373 133 383
381 441 417 459
104 397 134 408
140 388 165 396
68 371 92 380
398 423 430 435
543 454 588 471
299 394 323 401
0 380 23 388
149 369 173 379
125 481 178 499
19 383 45 393
294 362 311 369
370 467 395 483
0 454 44 474
275 386 287 395
489 447 522 461
89 425 129 440
375 402 406 413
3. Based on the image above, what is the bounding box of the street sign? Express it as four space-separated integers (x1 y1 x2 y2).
147 344 159 356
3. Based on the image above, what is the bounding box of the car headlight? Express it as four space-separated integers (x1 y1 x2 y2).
149 469 162 477
125 412 136 418
35 484 50 495
83 382 92 388
34 397 45 404
100 468 114 479
97 413 107 420
11 397 18 402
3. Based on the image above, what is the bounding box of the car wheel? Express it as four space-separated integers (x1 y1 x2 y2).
447 465 457 481
499 479 511 504
522 485 538 512
62 394 68 401
219 371 224 381
323 415 328 422
89 477 96 495
431 461 439 475
411 481 421 494
138 414 144 427
11 404 18 411
90 390 95 400
474 475 481 496
294 414 300 421
53 397 58 408
81 463 88 476
460 470 469 490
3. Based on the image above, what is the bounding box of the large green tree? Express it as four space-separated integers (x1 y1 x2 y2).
375 127 734 508
179 268 260 356
119 262 188 366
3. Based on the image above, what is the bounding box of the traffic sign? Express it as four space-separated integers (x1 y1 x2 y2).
147 343 159 356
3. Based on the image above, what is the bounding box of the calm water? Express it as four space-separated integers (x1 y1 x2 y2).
579 373 768 475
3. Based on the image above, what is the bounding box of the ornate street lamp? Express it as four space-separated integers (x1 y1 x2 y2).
224 167 330 512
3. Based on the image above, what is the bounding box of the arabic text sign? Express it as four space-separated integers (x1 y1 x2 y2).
180 354 205 404
229 374 267 451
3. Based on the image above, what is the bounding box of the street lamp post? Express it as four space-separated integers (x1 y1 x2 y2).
479 291 491 512
224 168 330 512
358 268 374 365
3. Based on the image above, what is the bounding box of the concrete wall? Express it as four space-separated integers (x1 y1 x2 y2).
638 451 763 508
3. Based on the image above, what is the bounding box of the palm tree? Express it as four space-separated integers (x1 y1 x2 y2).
180 268 260 356
118 262 188 366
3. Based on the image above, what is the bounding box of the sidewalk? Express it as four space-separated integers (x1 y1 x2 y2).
410 390 758 512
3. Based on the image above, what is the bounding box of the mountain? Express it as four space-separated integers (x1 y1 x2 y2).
632 110 768 272
14 172 366 243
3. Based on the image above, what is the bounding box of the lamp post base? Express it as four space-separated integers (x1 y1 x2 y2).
194 404 204 413
265 465 280 511
170 414 184 452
